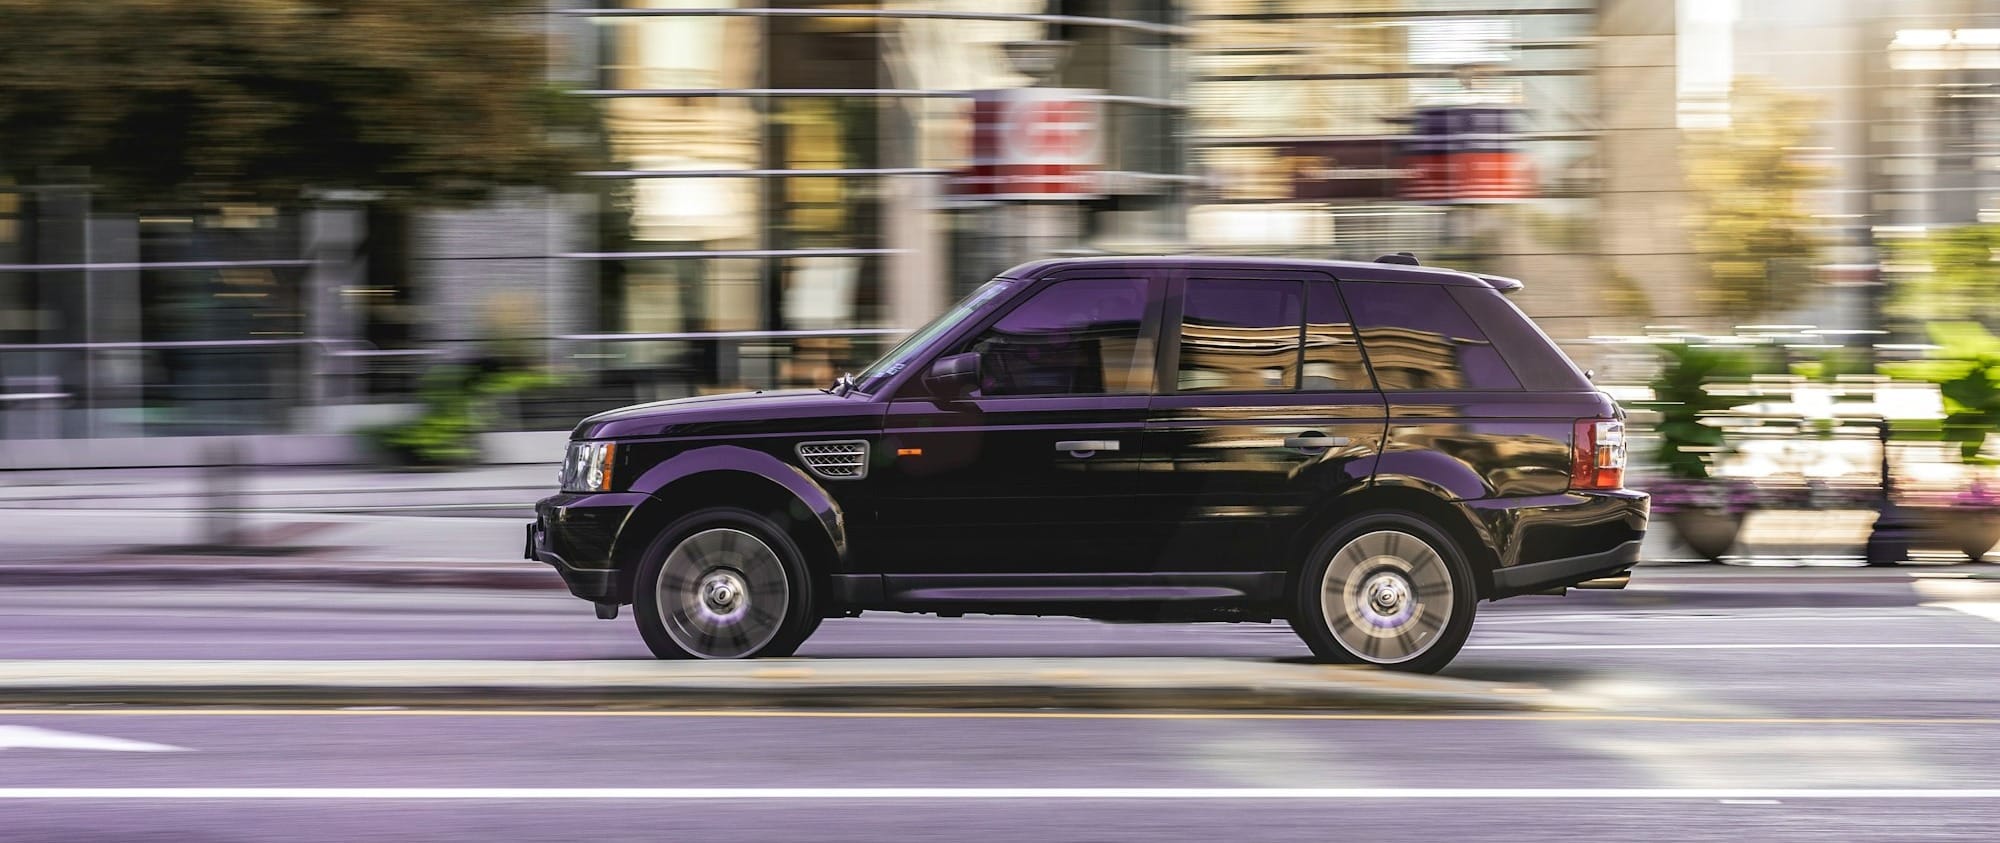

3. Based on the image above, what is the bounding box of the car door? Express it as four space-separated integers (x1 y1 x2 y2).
1135 270 1386 575
867 270 1166 582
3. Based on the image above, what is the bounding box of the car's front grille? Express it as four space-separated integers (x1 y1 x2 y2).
796 440 869 480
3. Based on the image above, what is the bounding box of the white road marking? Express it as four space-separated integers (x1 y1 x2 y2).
1466 643 2000 651
0 788 1994 800
1476 613 1940 627
1930 602 2000 626
0 726 185 753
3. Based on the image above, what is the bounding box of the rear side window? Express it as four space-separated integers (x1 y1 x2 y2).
966 277 1152 396
1446 285 1591 390
1341 281 1521 390
1176 278 1303 392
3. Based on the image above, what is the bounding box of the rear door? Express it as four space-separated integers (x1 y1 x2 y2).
1136 270 1386 574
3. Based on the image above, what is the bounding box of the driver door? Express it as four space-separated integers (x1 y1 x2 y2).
867 270 1166 578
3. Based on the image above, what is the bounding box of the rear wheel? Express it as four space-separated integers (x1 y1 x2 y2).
634 508 817 659
1288 513 1477 673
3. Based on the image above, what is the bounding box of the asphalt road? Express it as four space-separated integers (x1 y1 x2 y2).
3 571 2000 841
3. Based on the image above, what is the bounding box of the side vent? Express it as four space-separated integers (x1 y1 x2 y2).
796 440 870 480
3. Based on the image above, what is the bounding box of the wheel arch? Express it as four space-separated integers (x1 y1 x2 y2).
612 446 847 604
1285 481 1501 600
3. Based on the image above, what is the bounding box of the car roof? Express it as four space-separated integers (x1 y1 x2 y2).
999 255 1522 291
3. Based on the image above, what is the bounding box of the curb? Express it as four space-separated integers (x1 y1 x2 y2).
0 659 1578 713
0 561 558 591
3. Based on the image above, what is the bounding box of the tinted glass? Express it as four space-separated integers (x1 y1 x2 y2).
1447 285 1591 390
967 277 1151 396
855 279 1013 393
1176 278 1303 392
1342 281 1521 390
1303 282 1371 390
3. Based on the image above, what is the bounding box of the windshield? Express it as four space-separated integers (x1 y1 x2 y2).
851 279 1014 394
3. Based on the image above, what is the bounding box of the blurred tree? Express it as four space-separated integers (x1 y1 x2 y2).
1886 224 2000 324
0 0 599 207
1683 77 1826 315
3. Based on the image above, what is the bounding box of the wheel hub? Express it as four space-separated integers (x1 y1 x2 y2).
699 570 748 614
1356 569 1418 629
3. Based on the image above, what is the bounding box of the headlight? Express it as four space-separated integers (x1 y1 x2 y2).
560 441 617 492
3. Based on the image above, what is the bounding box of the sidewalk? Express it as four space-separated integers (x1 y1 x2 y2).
0 658 1572 712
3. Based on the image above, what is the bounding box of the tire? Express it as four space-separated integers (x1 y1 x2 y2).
633 508 819 660
1287 512 1478 674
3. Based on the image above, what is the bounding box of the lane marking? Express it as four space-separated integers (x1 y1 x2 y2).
0 726 185 753
1466 643 2000 651
0 787 1996 800
4 709 2000 727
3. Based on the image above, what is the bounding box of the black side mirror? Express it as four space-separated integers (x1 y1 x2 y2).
924 352 980 400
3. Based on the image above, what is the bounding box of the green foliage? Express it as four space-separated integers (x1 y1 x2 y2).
369 364 561 467
1633 343 1762 480
1879 322 2000 464
1683 77 1827 315
0 0 601 207
1886 224 2000 323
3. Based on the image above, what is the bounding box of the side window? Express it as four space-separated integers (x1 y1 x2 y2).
966 277 1152 396
1176 278 1303 392
1342 281 1521 390
1303 282 1371 390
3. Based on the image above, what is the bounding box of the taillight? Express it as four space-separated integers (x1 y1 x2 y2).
1571 419 1626 491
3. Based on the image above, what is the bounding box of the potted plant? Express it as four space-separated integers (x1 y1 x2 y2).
1879 322 2000 562
1633 341 1763 562
1941 480 2000 562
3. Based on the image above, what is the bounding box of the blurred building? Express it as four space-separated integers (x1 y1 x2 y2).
553 0 1189 395
1185 0 1690 345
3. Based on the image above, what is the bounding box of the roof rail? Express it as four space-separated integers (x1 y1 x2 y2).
1374 252 1419 265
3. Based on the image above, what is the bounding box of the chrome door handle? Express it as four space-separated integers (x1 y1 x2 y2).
1285 434 1349 451
1056 440 1120 457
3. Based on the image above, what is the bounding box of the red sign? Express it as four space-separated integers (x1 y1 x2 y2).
1396 106 1536 202
959 88 1103 200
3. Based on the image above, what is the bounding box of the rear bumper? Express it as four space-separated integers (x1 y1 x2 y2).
1489 539 1642 596
1472 489 1648 598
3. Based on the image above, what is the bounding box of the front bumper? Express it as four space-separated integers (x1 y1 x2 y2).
527 491 647 603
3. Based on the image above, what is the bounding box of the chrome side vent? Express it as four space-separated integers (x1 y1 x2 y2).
797 440 869 480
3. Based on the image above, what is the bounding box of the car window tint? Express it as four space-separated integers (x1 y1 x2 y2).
1341 281 1521 390
1176 278 1303 392
1302 282 1371 391
967 277 1151 396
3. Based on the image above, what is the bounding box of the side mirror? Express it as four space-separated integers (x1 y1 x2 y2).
924 352 980 400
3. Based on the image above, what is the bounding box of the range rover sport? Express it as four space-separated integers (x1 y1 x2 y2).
527 255 1648 672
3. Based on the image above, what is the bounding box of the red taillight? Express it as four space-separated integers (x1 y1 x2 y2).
1571 419 1626 491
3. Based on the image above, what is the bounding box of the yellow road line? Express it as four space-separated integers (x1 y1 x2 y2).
0 708 1998 726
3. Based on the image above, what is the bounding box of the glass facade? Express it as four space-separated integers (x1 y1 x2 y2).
1185 0 1599 263
572 0 1191 396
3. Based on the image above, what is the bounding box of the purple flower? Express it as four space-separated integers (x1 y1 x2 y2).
1954 479 2000 510
1643 478 1759 515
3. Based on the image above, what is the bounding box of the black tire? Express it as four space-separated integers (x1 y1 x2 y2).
1287 512 1478 674
633 507 819 660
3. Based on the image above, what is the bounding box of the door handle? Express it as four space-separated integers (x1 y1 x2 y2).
1284 434 1349 451
1055 440 1120 457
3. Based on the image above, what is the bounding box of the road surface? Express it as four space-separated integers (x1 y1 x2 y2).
1 570 1997 840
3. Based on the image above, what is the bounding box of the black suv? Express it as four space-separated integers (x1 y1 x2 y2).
528 256 1647 672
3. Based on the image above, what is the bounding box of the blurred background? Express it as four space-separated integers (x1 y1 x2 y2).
8 0 2000 563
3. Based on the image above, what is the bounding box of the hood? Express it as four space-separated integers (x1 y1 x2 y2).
572 389 884 440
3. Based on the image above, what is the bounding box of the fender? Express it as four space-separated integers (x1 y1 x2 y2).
622 444 848 563
1371 449 1490 501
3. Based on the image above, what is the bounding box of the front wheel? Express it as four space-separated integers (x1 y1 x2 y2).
634 508 818 660
1288 513 1477 673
